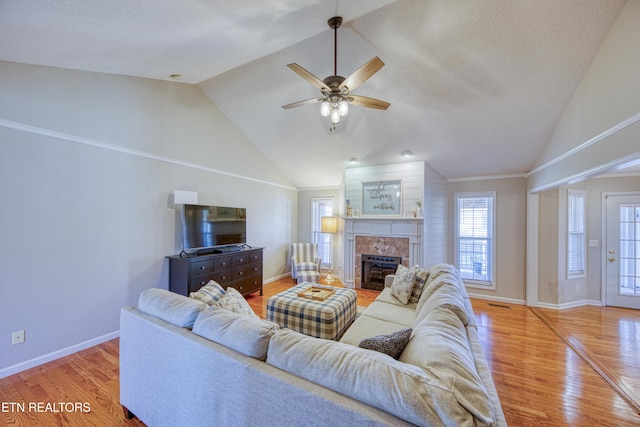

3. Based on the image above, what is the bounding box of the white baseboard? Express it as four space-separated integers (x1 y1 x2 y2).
0 331 119 380
467 293 525 306
263 273 292 284
536 299 603 310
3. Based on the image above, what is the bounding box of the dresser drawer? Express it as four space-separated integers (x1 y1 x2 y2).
188 274 216 292
190 259 213 275
246 251 262 264
210 270 232 285
229 276 262 296
232 263 262 281
214 257 232 271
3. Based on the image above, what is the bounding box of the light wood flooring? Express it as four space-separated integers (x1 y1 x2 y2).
1 278 639 426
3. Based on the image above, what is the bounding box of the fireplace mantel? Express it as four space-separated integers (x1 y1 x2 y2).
342 216 423 288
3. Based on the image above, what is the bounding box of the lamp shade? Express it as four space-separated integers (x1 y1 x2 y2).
321 216 338 233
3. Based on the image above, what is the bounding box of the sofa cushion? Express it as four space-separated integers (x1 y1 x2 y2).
416 272 461 314
138 288 206 328
267 329 476 426
339 315 411 346
359 328 412 359
410 268 429 303
189 280 226 305
216 287 259 318
399 306 495 425
414 280 469 327
375 287 418 309
390 264 418 304
192 306 279 360
427 263 461 285
361 300 416 327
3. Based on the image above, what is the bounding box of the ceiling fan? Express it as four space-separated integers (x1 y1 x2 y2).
282 16 390 130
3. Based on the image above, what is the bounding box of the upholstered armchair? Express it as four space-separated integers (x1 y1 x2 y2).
291 243 322 284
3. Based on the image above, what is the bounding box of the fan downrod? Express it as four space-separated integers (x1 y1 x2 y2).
327 16 342 30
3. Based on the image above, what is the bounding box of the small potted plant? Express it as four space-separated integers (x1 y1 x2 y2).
414 197 422 217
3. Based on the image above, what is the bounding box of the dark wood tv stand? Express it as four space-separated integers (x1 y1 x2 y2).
167 247 263 297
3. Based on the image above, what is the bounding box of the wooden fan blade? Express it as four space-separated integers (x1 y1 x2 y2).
339 57 384 92
287 63 330 91
282 97 323 109
348 95 390 110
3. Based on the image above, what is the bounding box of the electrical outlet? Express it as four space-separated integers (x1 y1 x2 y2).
12 330 25 345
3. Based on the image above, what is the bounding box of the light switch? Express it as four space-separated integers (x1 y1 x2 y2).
589 240 599 247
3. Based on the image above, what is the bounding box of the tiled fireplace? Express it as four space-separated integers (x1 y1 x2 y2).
361 254 402 290
343 217 423 288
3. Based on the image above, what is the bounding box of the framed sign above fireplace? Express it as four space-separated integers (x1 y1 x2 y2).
362 180 402 216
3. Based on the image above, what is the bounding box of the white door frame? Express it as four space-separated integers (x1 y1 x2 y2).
526 192 539 306
600 191 640 307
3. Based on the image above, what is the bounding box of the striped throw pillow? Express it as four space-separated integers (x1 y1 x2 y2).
190 280 226 305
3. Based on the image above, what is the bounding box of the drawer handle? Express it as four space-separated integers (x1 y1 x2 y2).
221 262 226 266
221 275 226 280
200 266 206 270
239 258 244 262
239 271 244 276
200 281 206 285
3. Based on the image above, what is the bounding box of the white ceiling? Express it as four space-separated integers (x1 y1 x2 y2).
0 0 627 188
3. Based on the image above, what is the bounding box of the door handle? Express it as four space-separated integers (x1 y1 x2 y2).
609 257 616 262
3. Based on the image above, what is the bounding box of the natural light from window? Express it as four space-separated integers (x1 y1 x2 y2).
455 192 495 287
311 197 334 269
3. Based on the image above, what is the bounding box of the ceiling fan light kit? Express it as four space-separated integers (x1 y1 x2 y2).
282 16 390 131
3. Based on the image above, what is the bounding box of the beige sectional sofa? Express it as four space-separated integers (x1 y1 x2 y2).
120 263 506 426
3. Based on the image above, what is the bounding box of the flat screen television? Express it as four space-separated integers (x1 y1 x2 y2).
181 204 246 251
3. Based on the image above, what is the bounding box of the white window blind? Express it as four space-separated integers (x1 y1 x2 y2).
311 198 334 269
567 190 586 277
455 192 495 287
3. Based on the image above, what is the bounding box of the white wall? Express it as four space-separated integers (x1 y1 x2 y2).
424 163 447 266
0 61 297 377
345 162 424 217
343 161 447 268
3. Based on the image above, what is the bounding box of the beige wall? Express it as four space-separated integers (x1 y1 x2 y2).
448 177 527 302
0 60 297 376
535 176 640 306
537 189 560 304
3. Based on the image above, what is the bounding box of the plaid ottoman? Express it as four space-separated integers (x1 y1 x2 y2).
266 283 357 340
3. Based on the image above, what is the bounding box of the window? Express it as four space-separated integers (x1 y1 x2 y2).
311 198 334 269
455 192 495 288
567 190 586 278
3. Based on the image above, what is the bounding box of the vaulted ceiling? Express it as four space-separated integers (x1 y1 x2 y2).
0 0 627 188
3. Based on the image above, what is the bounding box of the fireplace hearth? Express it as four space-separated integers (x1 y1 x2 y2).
361 254 401 290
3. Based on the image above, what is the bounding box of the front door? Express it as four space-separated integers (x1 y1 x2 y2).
605 194 640 309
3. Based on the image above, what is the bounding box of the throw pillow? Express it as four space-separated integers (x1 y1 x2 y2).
193 306 279 360
215 287 259 318
138 288 206 328
390 264 418 304
190 280 226 305
359 328 412 359
409 268 429 303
